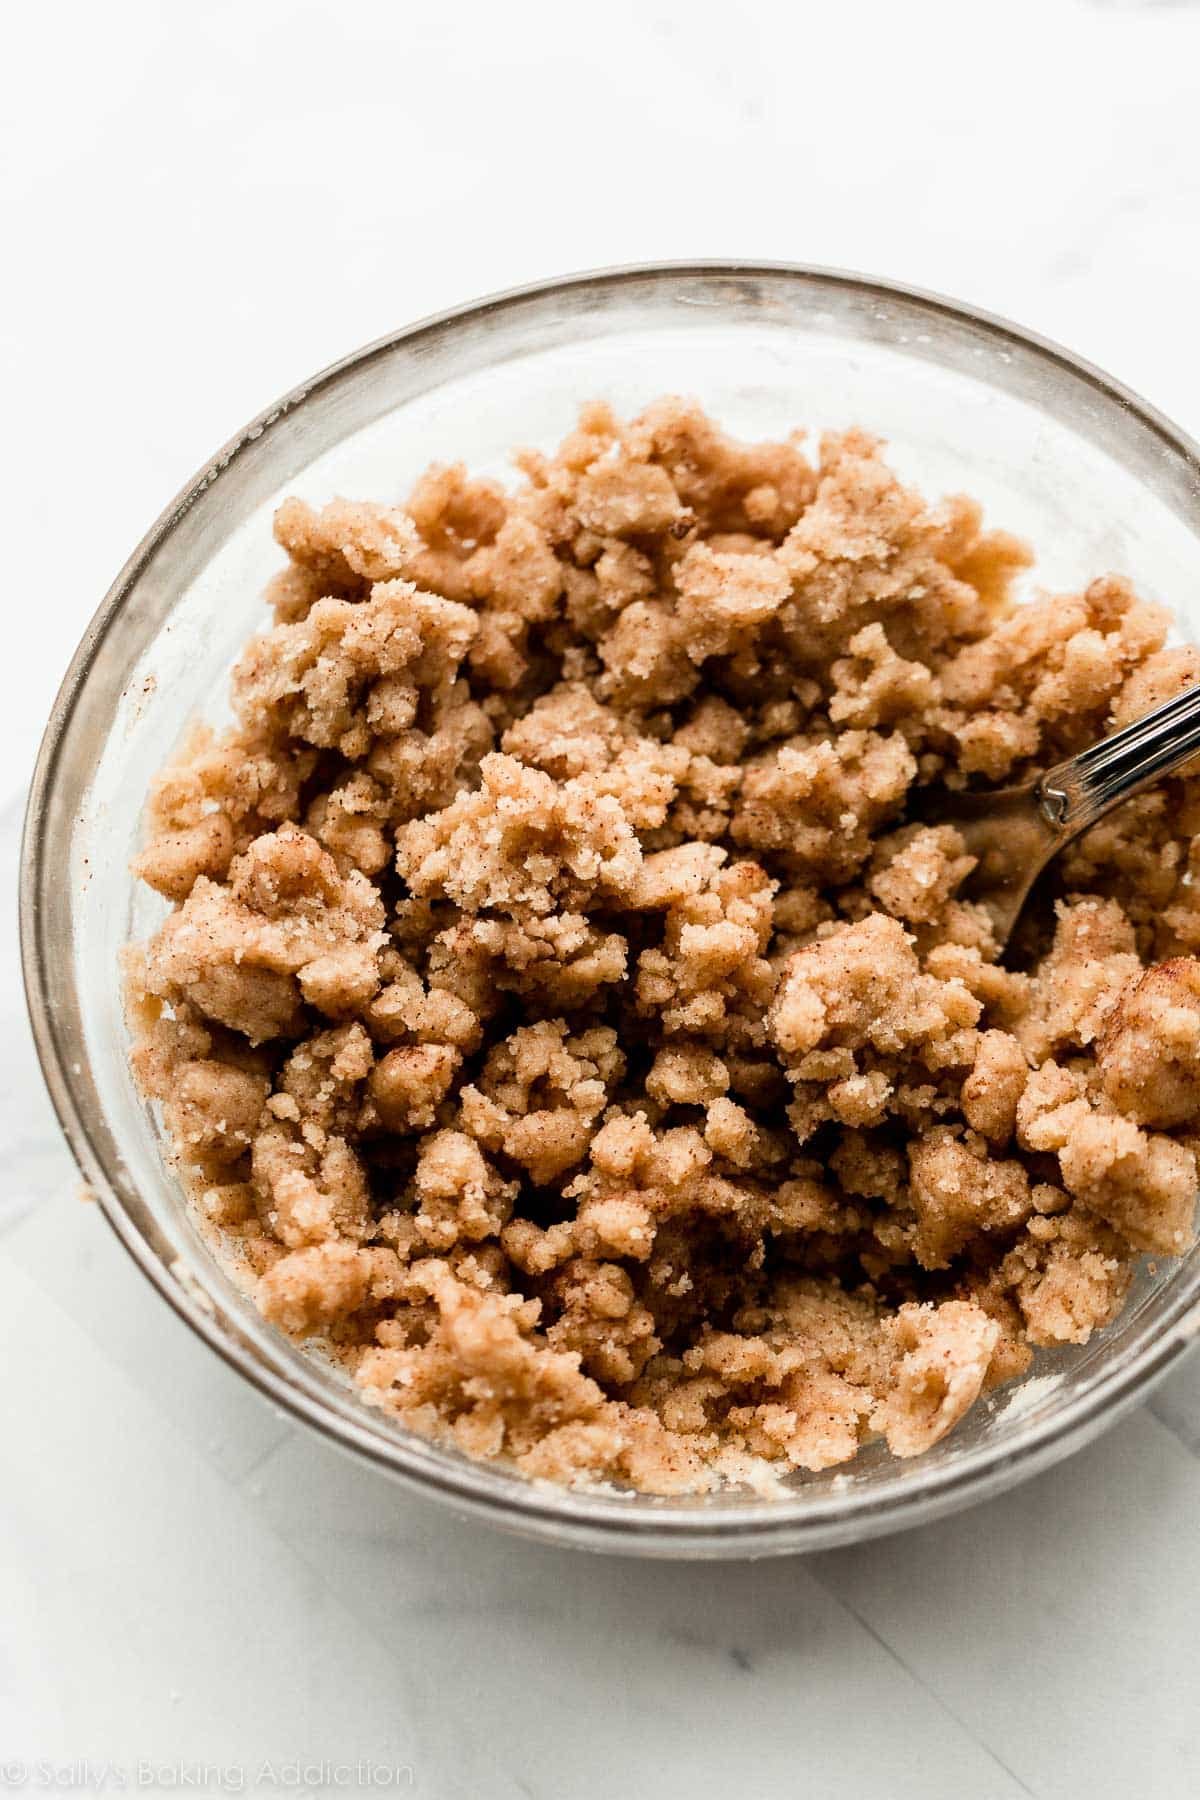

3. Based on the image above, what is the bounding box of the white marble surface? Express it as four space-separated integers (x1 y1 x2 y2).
7 0 1200 1793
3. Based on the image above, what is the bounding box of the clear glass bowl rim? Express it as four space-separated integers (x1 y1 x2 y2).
20 259 1200 1558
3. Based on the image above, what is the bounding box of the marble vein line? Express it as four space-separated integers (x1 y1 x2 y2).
1144 1393 1200 1461
808 1569 1040 1800
234 1420 297 1486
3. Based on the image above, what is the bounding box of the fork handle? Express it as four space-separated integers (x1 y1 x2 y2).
1038 681 1200 839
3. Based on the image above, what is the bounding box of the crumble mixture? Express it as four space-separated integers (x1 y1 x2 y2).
125 399 1200 1495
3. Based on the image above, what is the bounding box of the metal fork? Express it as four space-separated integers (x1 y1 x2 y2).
920 682 1200 951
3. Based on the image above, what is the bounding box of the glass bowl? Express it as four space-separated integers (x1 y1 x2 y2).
21 263 1200 1558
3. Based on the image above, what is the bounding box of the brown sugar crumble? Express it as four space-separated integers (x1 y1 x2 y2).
125 399 1200 1495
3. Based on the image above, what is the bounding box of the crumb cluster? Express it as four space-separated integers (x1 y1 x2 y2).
126 400 1200 1495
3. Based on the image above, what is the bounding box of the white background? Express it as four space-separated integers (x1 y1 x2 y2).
6 1 1200 1794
